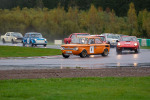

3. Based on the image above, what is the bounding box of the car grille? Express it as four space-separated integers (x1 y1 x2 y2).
36 40 45 43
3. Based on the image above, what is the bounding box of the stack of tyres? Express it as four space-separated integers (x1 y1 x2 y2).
138 38 142 46
146 39 150 46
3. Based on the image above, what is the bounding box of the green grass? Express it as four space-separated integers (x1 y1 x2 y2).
0 46 61 57
0 77 150 100
141 46 150 49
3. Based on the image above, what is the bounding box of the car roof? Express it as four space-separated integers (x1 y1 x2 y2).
122 36 136 38
73 33 89 34
7 32 21 33
25 32 41 34
78 36 101 39
91 35 105 37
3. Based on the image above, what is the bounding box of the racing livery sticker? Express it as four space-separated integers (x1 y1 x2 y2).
90 46 94 53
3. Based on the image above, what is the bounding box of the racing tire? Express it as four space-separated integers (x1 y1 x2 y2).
2 38 5 43
62 53 70 58
11 39 15 44
23 43 25 47
116 48 122 54
30 41 34 47
102 49 109 56
43 44 47 47
135 47 140 53
80 50 88 58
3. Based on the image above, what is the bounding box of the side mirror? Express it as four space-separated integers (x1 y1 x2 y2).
116 40 119 42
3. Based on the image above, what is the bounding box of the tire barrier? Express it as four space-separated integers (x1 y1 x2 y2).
138 38 150 46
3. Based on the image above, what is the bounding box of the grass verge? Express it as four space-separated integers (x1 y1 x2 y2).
141 46 150 49
0 77 150 100
0 46 61 57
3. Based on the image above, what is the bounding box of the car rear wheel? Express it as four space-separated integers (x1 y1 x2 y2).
102 49 108 56
62 53 70 58
2 38 5 43
80 50 88 58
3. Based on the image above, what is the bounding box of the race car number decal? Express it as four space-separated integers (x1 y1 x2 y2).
27 38 30 44
90 46 94 53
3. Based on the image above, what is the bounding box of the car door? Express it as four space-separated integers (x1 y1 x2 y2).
5 33 10 42
88 38 95 54
94 38 104 54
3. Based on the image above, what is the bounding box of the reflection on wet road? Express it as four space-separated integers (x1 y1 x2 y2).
0 47 150 70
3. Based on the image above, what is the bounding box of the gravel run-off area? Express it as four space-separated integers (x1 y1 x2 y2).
0 67 150 80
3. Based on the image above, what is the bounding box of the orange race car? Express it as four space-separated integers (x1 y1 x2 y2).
61 36 110 58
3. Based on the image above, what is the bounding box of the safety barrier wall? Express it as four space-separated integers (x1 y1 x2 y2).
138 38 150 46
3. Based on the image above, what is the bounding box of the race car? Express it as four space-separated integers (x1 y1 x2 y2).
90 35 107 44
22 32 47 47
61 36 110 58
116 36 140 54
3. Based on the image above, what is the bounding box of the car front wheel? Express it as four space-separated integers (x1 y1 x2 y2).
116 48 122 54
62 53 70 58
135 47 140 53
23 43 25 47
11 39 15 44
2 38 5 43
43 44 47 47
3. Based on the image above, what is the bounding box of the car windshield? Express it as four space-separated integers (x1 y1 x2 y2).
12 33 23 37
99 36 105 41
121 37 136 41
78 37 88 44
30 34 42 38
107 34 119 39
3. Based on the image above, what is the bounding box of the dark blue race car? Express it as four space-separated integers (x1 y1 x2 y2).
22 32 47 47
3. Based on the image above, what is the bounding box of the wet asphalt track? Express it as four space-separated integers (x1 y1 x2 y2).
0 42 150 70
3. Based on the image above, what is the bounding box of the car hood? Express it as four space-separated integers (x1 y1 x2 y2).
31 38 46 40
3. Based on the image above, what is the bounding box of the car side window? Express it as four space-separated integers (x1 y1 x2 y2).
95 38 102 44
6 33 10 36
88 39 95 44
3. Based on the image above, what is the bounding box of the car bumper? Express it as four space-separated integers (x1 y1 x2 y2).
117 47 138 50
14 40 22 43
61 50 80 55
33 43 47 45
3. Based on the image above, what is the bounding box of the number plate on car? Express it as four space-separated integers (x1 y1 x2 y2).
125 42 130 44
66 51 72 54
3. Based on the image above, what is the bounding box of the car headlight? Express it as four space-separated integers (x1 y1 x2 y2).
60 47 65 50
73 47 78 51
118 43 121 46
112 40 115 43
14 37 17 40
44 39 47 41
35 39 37 41
134 43 137 46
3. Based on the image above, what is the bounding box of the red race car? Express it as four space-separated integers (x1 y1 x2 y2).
116 36 140 54
64 33 90 44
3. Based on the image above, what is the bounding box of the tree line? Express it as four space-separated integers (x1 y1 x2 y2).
0 0 150 17
0 3 150 41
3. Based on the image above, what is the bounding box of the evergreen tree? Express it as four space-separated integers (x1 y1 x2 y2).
127 2 138 36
